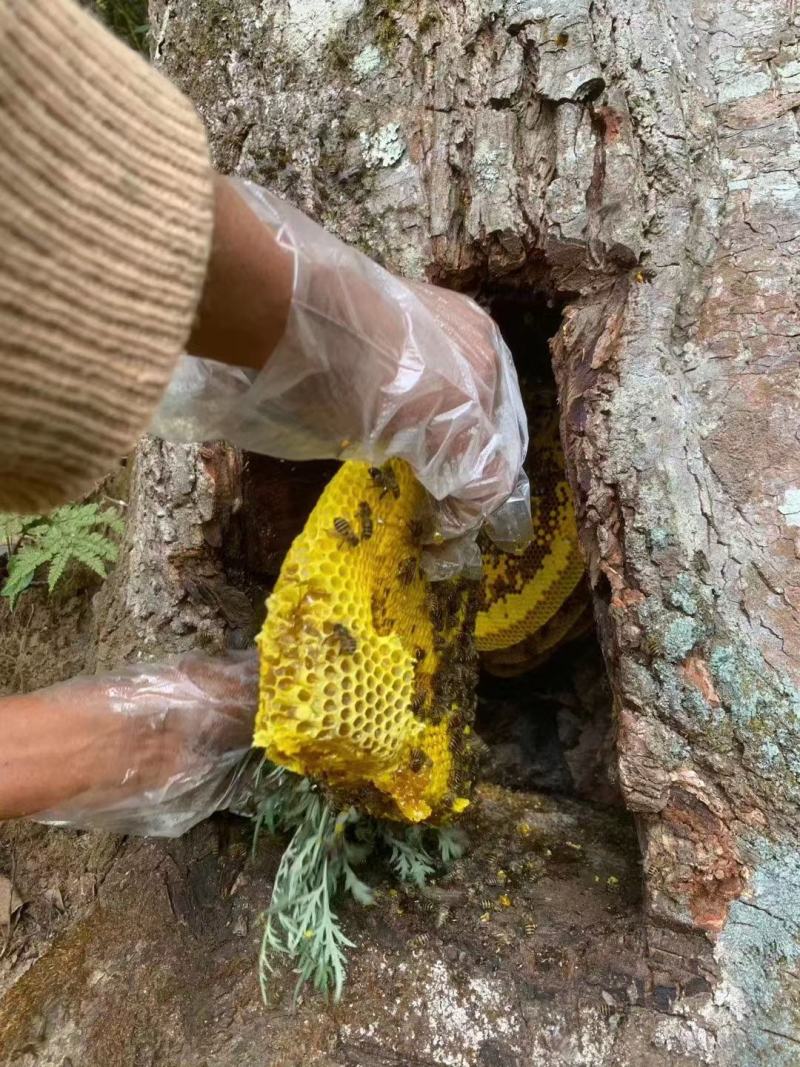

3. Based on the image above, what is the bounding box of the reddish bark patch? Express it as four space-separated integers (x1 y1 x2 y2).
660 784 747 934
595 105 624 143
682 656 721 707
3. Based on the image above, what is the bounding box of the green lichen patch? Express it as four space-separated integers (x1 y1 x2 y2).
716 837 800 1065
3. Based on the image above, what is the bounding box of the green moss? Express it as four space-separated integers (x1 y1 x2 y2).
325 31 358 71
418 10 440 33
663 616 699 660
363 0 404 56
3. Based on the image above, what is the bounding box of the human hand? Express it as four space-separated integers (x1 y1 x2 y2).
9 651 258 837
153 179 531 573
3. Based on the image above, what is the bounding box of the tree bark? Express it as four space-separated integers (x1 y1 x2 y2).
148 0 800 1059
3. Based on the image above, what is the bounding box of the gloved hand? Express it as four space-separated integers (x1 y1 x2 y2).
152 180 531 574
14 651 258 837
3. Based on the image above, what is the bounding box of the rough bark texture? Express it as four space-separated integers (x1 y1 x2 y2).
1 0 798 1063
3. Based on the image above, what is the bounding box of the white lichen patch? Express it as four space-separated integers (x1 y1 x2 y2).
778 488 800 527
653 1017 717 1064
284 0 363 55
409 960 521 1067
717 68 772 103
359 123 406 168
340 956 522 1067
352 44 383 79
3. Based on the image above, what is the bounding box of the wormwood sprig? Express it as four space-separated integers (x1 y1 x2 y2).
253 765 467 1003
0 503 124 609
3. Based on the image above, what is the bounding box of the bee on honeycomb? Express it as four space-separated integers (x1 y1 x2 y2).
476 402 588 674
255 459 479 823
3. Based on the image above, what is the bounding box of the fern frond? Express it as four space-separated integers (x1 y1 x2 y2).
2 547 51 608
0 502 124 608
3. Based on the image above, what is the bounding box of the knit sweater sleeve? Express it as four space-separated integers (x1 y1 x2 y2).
0 0 214 513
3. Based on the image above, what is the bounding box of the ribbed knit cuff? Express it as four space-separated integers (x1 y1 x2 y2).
0 0 214 513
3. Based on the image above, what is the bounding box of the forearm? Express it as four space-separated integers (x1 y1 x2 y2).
0 0 214 515
186 174 293 372
0 654 257 835
0 682 149 819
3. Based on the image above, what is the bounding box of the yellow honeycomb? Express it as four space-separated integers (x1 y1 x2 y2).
480 582 592 677
255 459 478 824
476 405 585 655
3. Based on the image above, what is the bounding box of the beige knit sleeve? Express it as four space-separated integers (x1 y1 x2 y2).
0 0 214 513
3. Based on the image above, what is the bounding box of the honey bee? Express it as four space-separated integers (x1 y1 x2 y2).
369 465 400 499
480 898 495 912
410 694 425 716
409 932 430 948
407 518 425 543
332 516 359 547
357 501 373 540
397 556 417 586
331 623 357 654
523 921 537 936
409 748 431 773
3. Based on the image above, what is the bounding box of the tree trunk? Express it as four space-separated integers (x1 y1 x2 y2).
151 0 800 1058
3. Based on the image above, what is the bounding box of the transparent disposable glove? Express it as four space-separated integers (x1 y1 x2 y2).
26 651 258 838
152 180 531 575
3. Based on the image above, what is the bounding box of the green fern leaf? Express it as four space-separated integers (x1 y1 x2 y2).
2 546 51 608
46 551 70 594
0 502 124 606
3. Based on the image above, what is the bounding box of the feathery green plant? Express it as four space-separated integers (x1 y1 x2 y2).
1 503 124 609
253 765 467 1003
87 0 149 52
0 514 31 558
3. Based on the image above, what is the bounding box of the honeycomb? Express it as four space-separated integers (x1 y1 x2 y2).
255 459 479 824
476 404 585 656
480 582 593 677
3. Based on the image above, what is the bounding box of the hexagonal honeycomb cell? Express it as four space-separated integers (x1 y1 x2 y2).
255 459 478 824
476 405 585 655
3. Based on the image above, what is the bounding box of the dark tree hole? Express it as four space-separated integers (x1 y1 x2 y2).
234 287 618 807
475 291 619 807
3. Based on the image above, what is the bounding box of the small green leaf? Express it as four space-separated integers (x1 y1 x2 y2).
343 865 375 906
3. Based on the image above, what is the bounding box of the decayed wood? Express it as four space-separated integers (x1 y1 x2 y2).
142 0 800 1059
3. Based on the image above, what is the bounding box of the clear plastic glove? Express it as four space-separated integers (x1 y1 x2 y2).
152 180 532 574
12 652 258 838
